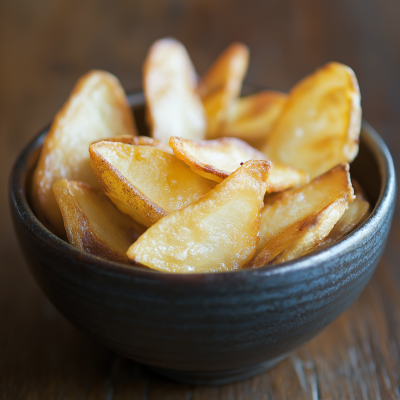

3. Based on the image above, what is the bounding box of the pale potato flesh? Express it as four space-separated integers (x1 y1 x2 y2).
246 163 355 268
263 62 361 179
221 90 288 148
198 43 249 138
143 38 206 144
169 136 308 190
32 70 137 236
89 142 215 226
53 179 145 263
127 160 270 273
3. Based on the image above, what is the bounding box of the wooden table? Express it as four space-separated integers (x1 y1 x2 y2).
1 0 400 398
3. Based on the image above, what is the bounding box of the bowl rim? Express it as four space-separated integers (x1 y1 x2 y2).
9 97 396 284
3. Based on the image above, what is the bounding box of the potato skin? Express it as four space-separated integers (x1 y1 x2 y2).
89 142 214 227
169 136 308 190
32 70 136 236
89 144 166 226
169 136 266 183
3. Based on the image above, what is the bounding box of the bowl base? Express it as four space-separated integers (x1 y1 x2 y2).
146 354 288 385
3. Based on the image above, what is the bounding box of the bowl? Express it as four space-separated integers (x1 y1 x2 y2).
9 91 396 385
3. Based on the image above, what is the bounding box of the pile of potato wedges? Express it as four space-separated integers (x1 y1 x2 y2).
31 38 369 273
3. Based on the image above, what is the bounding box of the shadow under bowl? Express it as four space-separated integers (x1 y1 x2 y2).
9 93 396 385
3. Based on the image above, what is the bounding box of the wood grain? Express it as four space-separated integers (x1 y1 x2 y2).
1 0 400 398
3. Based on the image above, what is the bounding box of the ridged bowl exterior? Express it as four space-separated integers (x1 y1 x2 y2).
9 94 396 384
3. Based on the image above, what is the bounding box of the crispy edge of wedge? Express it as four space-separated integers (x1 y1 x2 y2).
92 135 173 154
169 136 308 190
131 136 173 153
169 136 267 183
106 194 153 228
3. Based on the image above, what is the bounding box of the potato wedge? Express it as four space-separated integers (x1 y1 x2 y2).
169 136 308 190
53 179 145 263
246 163 355 268
198 43 249 138
89 142 215 227
263 62 361 179
221 90 288 147
143 38 206 144
93 135 173 154
169 136 264 182
318 181 369 250
127 160 271 273
270 198 350 264
32 70 137 236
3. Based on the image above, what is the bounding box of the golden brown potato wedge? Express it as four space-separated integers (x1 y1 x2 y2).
263 62 361 179
32 70 137 236
221 90 288 148
127 160 271 273
169 136 265 182
270 198 350 264
169 136 308 190
198 43 249 138
318 181 369 250
246 163 355 268
89 142 215 227
53 179 145 263
92 135 173 154
143 38 206 144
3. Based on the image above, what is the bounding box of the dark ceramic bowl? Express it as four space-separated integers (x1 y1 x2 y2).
10 92 396 385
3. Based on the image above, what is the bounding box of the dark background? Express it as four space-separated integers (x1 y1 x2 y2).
1 0 400 398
